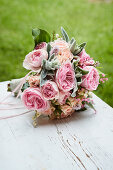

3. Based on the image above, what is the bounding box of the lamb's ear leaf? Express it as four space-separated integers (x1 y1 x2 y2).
49 53 55 61
40 70 47 86
73 42 86 55
21 82 30 92
70 37 75 44
70 40 76 53
61 27 69 42
85 102 96 112
32 28 51 47
77 66 89 75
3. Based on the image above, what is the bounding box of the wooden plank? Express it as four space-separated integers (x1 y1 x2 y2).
0 81 113 170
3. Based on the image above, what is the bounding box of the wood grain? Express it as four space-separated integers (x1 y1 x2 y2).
0 82 113 170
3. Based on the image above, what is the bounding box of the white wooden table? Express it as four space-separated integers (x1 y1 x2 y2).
0 81 113 170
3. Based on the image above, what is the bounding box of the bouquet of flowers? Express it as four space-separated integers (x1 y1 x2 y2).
7 27 108 126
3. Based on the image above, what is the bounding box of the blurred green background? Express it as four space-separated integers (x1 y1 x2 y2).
0 0 113 107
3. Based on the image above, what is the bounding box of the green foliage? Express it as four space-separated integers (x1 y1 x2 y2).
0 0 113 107
32 28 51 47
73 42 86 55
61 27 69 42
21 82 30 92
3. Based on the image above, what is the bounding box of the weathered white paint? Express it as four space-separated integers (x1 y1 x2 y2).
0 81 113 170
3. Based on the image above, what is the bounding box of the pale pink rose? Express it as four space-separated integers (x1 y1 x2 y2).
35 42 47 50
23 49 48 71
79 49 94 67
21 87 49 112
41 81 59 100
56 61 76 92
51 40 69 51
81 66 100 91
58 91 71 105
57 49 73 64
28 75 40 87
42 106 55 115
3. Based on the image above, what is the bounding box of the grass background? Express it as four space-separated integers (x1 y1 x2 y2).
0 0 113 107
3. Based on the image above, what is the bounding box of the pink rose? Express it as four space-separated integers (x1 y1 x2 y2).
35 42 47 50
81 66 100 91
51 40 69 51
28 75 40 87
56 61 76 92
23 49 48 71
79 49 94 67
58 91 71 105
41 81 59 100
57 49 73 64
22 87 49 112
60 104 73 118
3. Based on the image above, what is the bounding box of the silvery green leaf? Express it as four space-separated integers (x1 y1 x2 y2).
73 48 81 55
40 78 47 87
77 66 89 75
70 40 76 53
73 59 79 70
73 42 86 55
73 56 79 59
21 82 30 92
41 69 47 79
85 102 96 112
77 77 82 85
47 43 51 53
49 53 55 61
71 83 78 97
70 37 75 44
45 60 60 70
79 42 86 49
75 73 82 78
61 27 69 42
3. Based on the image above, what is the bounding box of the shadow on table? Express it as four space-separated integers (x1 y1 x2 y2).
36 109 95 127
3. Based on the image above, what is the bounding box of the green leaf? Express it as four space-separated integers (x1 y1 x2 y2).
77 66 89 75
75 73 82 78
32 28 51 47
70 40 76 53
61 27 69 42
42 59 60 71
73 59 79 70
79 42 86 49
77 77 82 85
85 102 96 112
70 37 75 44
47 43 51 58
49 53 55 61
21 82 30 92
73 42 86 55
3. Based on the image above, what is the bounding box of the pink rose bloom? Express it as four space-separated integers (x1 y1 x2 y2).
58 91 71 105
35 42 47 50
81 66 100 91
41 81 59 100
22 87 49 112
23 49 48 71
57 49 73 64
51 39 69 51
56 61 76 92
28 75 40 87
60 104 74 118
79 49 94 67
